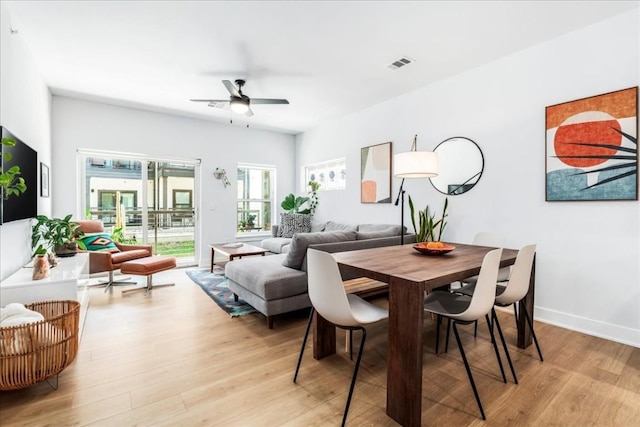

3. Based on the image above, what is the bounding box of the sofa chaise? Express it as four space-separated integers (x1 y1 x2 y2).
225 222 415 328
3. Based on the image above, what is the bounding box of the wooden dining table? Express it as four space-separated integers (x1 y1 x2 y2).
313 243 534 427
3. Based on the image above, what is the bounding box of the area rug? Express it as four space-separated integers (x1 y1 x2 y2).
186 268 257 317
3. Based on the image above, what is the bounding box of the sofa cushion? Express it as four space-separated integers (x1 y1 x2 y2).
279 213 312 238
311 221 326 232
110 249 152 264
358 223 405 233
225 254 308 300
324 221 358 232
79 233 119 252
260 237 292 254
356 229 399 240
282 230 357 270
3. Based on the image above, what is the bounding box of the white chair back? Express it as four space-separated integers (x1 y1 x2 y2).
472 232 510 282
459 248 502 322
307 249 359 327
496 244 536 305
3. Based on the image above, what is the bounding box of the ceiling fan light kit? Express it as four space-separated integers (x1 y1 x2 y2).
230 96 250 114
191 79 289 118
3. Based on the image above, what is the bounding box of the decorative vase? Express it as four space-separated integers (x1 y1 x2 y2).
32 254 50 280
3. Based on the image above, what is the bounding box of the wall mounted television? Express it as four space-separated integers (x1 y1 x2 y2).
1 126 38 225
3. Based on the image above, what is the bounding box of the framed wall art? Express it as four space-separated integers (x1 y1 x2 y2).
361 141 391 203
545 86 638 201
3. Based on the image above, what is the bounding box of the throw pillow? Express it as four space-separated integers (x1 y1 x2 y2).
310 221 326 232
282 230 357 270
79 233 119 252
324 221 358 232
279 213 312 238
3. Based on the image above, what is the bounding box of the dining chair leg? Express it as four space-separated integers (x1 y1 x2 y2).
293 307 315 383
473 320 478 337
485 314 507 384
492 308 517 384
349 330 353 361
342 326 366 427
452 321 486 421
521 304 544 362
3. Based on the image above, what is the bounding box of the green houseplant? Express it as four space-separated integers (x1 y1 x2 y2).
408 196 449 243
280 181 321 216
31 214 84 257
1 137 27 199
307 180 320 215
281 193 310 214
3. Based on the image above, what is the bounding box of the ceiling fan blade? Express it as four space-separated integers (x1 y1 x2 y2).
245 107 254 117
250 98 290 105
209 102 230 110
222 80 241 97
190 99 229 103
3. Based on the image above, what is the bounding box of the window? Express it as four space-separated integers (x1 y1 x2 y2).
237 164 275 234
304 158 346 191
172 189 192 209
97 190 137 226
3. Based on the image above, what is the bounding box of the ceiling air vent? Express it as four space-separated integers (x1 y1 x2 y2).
388 56 414 70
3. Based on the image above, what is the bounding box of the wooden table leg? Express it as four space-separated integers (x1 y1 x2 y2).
386 277 424 427
517 254 535 348
210 248 215 272
313 311 336 360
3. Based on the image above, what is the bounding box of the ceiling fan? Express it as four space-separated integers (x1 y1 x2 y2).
190 79 289 117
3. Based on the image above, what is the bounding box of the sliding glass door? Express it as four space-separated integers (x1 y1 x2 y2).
79 152 199 266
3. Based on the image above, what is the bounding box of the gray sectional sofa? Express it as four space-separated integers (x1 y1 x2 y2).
225 222 415 328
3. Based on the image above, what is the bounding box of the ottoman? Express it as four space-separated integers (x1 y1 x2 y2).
120 255 177 295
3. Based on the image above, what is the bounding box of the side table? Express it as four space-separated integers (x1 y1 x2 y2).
209 243 268 272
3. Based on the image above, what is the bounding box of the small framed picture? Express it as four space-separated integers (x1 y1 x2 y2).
40 162 49 197
361 141 392 203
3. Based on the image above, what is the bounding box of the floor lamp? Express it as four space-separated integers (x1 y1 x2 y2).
393 135 439 245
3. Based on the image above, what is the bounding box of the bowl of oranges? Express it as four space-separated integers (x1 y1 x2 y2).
413 241 455 255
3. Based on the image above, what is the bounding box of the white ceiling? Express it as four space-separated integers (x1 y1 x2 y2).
4 1 639 135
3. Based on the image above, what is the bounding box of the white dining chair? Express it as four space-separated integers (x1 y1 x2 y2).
293 248 388 427
457 244 543 385
459 232 511 285
424 248 506 421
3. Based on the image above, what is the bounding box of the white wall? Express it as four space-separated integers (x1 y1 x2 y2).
296 10 640 347
52 97 295 266
0 3 52 280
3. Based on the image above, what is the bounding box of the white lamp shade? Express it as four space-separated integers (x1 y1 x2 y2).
393 151 439 178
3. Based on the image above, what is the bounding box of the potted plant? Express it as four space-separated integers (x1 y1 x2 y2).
408 196 449 243
307 180 320 215
246 214 256 228
31 214 84 257
281 193 310 214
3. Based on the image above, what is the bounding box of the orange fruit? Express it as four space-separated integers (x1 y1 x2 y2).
426 242 445 249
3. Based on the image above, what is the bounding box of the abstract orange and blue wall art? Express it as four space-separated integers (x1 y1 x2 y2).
545 87 638 201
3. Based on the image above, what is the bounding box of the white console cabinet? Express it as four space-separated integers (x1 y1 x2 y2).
0 253 90 333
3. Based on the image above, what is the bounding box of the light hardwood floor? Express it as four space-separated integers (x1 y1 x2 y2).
1 267 638 426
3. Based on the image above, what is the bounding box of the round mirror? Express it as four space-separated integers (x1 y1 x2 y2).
429 137 484 195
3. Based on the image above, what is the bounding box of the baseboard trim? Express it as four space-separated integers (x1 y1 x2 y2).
535 306 640 348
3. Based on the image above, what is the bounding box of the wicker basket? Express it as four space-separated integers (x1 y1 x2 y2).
0 300 80 391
